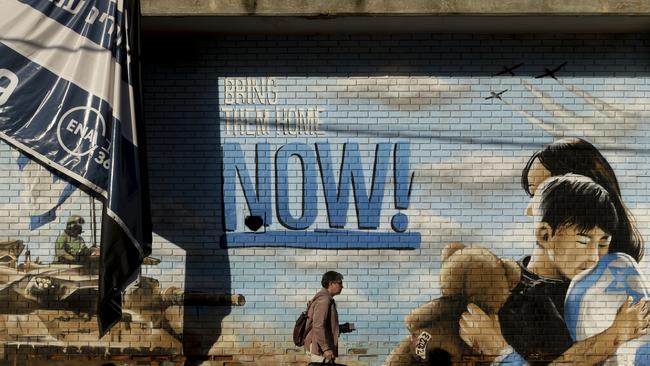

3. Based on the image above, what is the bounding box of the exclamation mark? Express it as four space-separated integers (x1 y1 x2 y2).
392 142 414 233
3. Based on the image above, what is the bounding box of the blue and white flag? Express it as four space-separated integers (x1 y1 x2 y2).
17 152 77 229
0 0 151 336
565 253 650 365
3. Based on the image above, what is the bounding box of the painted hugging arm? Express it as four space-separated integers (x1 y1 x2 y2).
558 253 650 365
459 303 509 356
549 297 650 366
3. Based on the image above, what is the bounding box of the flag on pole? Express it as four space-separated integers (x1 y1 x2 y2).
17 152 78 230
0 0 151 336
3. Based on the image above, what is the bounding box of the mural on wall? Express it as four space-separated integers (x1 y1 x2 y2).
0 0 184 356
216 54 650 365
386 142 650 365
2 28 650 365
0 155 183 353
220 78 420 250
378 62 650 365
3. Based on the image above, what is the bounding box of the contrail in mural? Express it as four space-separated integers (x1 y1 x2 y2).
557 79 637 119
521 80 642 148
522 81 584 120
501 92 573 138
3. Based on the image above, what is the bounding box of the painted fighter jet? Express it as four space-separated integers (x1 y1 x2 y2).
493 63 524 76
535 62 568 80
485 89 509 101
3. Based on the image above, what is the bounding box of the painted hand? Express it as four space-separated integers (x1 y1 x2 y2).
610 297 650 344
459 303 509 356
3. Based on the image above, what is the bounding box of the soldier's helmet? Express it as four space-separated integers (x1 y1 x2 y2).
65 215 85 236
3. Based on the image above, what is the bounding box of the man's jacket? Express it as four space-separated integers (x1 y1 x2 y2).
305 288 340 357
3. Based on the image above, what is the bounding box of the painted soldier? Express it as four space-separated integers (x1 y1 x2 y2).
54 215 91 263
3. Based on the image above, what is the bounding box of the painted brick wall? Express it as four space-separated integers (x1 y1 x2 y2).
136 33 650 365
0 33 648 365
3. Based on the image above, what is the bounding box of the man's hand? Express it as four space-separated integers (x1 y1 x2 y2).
340 322 355 333
610 297 650 344
323 350 334 361
459 303 510 356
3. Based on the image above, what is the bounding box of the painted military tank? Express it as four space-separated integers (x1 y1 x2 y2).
0 239 243 354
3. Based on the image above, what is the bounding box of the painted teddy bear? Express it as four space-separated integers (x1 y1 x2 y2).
384 243 521 365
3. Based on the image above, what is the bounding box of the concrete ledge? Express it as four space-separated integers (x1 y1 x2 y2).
141 15 650 34
142 0 650 17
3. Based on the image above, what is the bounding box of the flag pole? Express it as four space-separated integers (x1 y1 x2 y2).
89 195 97 248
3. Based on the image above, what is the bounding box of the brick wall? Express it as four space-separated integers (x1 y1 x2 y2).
0 33 648 365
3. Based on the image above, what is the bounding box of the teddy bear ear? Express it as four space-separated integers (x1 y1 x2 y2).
442 242 466 261
502 258 522 290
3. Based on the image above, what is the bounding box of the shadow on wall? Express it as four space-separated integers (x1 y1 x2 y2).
142 36 229 365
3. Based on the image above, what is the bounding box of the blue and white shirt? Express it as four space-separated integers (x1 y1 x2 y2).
565 253 650 365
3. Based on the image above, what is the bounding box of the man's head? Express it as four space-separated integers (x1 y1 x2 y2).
321 271 344 296
527 174 618 280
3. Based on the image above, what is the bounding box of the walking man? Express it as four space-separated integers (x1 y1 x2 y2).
305 271 355 363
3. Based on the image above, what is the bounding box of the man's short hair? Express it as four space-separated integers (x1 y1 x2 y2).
321 271 343 288
535 174 618 235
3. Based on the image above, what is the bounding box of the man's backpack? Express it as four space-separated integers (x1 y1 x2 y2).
293 301 312 346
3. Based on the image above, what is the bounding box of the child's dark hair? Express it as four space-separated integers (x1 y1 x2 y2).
536 174 618 237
